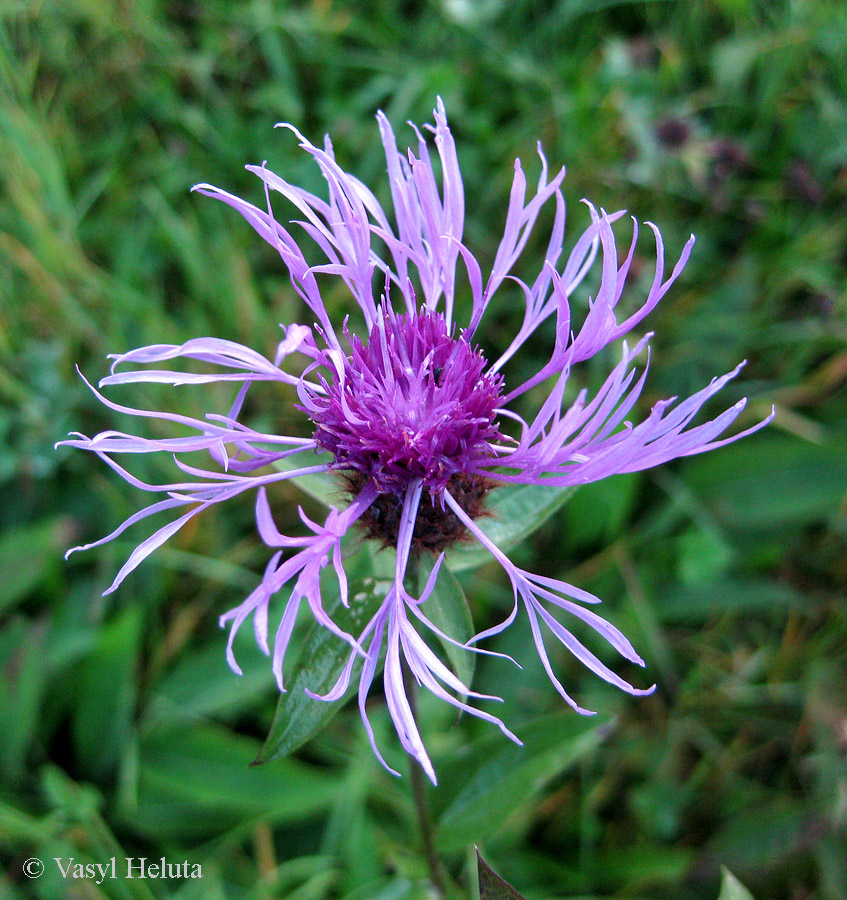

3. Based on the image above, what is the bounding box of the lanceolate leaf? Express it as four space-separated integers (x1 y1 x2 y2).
446 482 576 572
476 850 527 900
256 541 389 762
436 713 613 850
273 450 343 507
717 867 756 900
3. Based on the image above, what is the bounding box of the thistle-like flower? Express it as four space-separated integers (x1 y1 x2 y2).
61 100 770 782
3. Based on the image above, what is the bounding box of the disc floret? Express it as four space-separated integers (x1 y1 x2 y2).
307 305 503 548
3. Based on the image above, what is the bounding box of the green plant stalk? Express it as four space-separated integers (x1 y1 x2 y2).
404 552 447 897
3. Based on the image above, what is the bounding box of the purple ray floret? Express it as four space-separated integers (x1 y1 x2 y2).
60 98 772 782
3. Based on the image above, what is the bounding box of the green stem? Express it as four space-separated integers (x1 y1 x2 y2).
404 664 447 897
403 550 447 897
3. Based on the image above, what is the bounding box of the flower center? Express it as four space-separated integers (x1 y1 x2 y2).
309 307 504 549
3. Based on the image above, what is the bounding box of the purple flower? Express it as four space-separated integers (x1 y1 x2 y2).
61 100 771 783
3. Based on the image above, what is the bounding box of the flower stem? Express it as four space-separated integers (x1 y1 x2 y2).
404 663 447 897
403 551 447 897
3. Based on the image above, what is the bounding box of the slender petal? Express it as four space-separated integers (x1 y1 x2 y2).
63 99 770 781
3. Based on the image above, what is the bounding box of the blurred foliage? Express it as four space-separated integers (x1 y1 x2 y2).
2 0 846 898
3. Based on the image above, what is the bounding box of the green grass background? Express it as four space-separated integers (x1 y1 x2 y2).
2 1 846 898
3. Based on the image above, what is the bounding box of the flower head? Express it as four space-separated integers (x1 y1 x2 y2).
61 99 771 782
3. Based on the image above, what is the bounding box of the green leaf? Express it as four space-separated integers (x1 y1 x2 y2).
72 606 143 781
273 450 344 507
655 577 804 624
0 619 48 781
256 541 388 763
447 482 576 572
717 867 756 900
436 713 613 851
476 850 527 900
0 796 54 844
417 554 475 688
38 767 161 900
134 723 341 839
142 638 275 733
590 844 694 887
711 35 769 90
0 517 70 614
685 435 847 530
562 472 639 550
710 797 808 871
675 526 734 584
